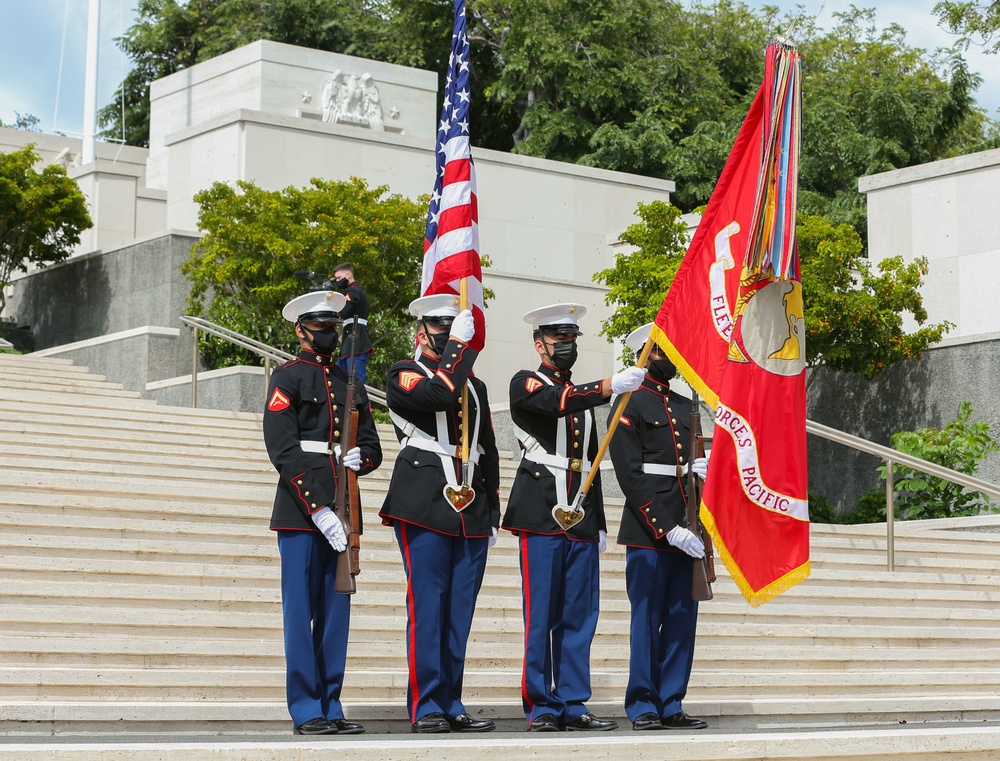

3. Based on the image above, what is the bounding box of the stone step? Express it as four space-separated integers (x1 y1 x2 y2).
7 562 1000 622
4 663 1000 700
0 367 123 389
5 718 1000 761
0 632 989 674
0 379 141 399
3 601 999 650
0 405 265 437
0 353 82 369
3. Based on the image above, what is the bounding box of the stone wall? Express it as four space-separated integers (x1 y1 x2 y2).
8 234 198 349
806 336 1000 511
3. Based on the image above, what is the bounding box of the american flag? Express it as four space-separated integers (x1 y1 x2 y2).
421 0 486 350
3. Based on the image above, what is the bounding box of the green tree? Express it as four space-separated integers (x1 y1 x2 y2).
796 7 995 233
592 199 689 360
934 1 1000 55
100 0 389 146
877 402 1000 520
798 215 952 384
0 113 41 132
595 206 951 382
0 145 92 316
182 176 427 387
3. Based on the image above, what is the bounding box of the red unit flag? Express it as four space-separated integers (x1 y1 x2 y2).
653 41 808 606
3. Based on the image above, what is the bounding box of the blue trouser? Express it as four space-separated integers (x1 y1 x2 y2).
276 530 351 726
518 531 600 724
337 353 369 386
394 521 489 723
624 546 698 722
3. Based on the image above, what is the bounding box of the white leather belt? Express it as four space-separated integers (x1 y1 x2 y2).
522 448 591 473
402 436 483 463
642 463 687 476
391 409 484 464
301 440 333 455
344 318 367 326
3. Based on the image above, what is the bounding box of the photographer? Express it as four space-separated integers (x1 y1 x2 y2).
331 263 372 385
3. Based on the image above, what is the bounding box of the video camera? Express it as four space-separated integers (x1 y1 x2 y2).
294 270 338 292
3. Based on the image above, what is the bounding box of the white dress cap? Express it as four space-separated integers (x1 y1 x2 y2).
281 291 347 323
522 303 587 335
624 322 655 353
409 293 462 320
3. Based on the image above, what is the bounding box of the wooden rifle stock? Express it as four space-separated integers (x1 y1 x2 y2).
686 392 716 601
334 318 363 594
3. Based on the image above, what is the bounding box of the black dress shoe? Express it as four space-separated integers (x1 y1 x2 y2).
527 712 561 732
632 712 665 731
661 711 708 730
564 712 618 731
331 718 365 735
411 711 451 733
293 717 339 735
448 713 496 732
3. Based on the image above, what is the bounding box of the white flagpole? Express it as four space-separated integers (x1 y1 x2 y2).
82 0 101 165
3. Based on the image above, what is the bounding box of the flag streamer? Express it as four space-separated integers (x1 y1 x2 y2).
745 41 802 281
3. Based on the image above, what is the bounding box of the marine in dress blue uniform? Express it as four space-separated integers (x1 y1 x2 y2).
607 323 709 732
379 294 501 734
263 291 383 736
502 304 646 732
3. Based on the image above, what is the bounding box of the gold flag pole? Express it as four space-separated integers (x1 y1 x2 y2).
459 277 471 482
577 337 655 498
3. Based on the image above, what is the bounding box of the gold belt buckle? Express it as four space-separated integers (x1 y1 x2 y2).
568 458 582 472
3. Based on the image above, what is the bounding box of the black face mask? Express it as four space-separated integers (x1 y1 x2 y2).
549 340 578 371
423 323 452 357
304 325 339 356
335 277 350 290
649 357 676 382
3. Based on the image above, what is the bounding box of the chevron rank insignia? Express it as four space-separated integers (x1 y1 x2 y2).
525 378 543 393
398 371 423 392
267 387 291 412
619 415 631 427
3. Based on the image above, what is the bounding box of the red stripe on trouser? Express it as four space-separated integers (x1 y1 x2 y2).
401 523 421 722
519 532 535 717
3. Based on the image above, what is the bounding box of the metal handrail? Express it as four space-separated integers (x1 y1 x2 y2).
180 312 998 571
806 419 1000 570
180 315 387 409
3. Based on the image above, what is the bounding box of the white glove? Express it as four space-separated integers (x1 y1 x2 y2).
489 527 498 548
450 309 475 343
691 456 708 480
598 530 607 554
666 526 705 558
334 444 362 471
312 506 347 552
611 366 646 394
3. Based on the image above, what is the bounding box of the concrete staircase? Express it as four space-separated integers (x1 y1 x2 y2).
3 351 1000 759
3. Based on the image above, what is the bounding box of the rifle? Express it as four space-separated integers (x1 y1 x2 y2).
685 391 716 601
334 317 362 594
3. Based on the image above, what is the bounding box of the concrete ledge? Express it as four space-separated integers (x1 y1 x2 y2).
145 366 266 413
29 327 184 394
859 147 1000 192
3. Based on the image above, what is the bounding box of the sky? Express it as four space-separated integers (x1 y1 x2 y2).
0 0 998 140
